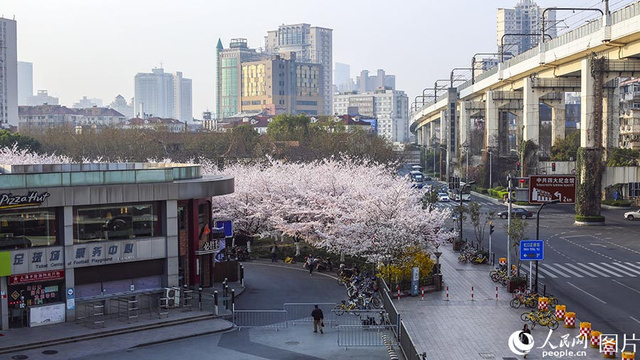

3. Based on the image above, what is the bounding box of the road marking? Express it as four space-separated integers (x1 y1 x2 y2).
562 235 586 238
537 267 558 278
599 262 636 277
613 263 640 276
630 316 640 325
540 264 569 278
575 263 609 277
625 262 640 272
566 282 607 304
589 263 624 278
552 263 584 277
612 279 640 295
589 243 607 248
564 263 598 278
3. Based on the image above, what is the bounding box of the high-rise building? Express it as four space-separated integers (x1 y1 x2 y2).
0 18 18 127
497 0 556 56
108 95 134 119
356 69 396 93
334 63 354 93
216 38 262 118
333 89 409 143
73 96 103 109
134 68 192 122
265 24 332 115
27 90 59 106
17 61 33 106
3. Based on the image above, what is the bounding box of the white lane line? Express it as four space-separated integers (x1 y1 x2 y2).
540 264 570 278
630 316 640 325
575 263 609 278
625 262 640 272
599 262 636 277
589 262 624 278
564 263 598 278
562 235 587 238
553 263 584 278
566 282 607 304
537 266 558 279
612 279 640 296
613 263 640 276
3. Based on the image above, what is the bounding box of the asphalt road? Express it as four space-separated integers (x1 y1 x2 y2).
440 189 640 336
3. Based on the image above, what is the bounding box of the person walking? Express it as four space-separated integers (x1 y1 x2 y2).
311 304 324 334
519 323 531 358
270 243 278 262
306 254 315 275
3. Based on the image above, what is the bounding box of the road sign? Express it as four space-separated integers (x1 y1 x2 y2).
528 175 576 204
520 240 544 261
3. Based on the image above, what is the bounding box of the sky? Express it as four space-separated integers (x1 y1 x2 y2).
3 0 630 119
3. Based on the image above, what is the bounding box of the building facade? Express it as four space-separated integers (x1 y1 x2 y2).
356 69 396 93
264 24 333 115
497 0 557 56
27 90 59 106
0 18 18 127
108 95 134 119
17 61 33 106
134 68 192 122
620 78 640 150
0 162 234 330
73 96 103 109
216 39 263 119
334 89 409 143
18 105 126 133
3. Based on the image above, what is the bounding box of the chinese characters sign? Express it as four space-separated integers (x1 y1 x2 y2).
64 238 165 268
9 270 65 285
10 247 64 274
529 175 576 204
520 240 544 261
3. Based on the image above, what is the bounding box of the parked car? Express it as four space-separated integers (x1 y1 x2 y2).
438 192 450 202
624 209 640 220
497 208 533 219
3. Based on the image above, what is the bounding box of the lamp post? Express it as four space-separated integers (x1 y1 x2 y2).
462 142 469 184
535 200 559 293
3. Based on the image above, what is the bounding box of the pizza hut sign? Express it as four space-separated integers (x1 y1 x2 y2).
0 191 50 210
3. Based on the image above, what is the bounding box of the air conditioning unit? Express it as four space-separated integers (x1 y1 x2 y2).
163 287 181 307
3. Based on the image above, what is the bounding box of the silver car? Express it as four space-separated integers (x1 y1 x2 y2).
624 209 640 220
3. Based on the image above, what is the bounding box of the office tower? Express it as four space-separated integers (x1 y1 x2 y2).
108 95 134 119
134 68 192 122
497 0 556 56
334 62 355 93
356 69 396 93
216 38 262 118
265 24 332 115
0 18 18 127
17 61 33 106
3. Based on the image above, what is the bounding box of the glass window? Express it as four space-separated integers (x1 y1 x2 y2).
0 209 58 250
74 203 160 243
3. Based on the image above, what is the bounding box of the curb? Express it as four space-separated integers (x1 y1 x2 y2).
132 322 237 349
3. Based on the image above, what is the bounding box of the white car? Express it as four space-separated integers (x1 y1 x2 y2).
438 192 450 202
624 209 640 220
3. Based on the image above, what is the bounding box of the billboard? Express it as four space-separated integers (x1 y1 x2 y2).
528 175 576 204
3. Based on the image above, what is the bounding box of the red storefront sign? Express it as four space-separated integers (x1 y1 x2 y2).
9 270 65 285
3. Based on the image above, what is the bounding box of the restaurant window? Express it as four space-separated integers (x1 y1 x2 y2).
74 203 161 243
0 209 58 250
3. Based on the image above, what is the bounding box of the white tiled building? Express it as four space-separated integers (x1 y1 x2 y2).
0 18 18 127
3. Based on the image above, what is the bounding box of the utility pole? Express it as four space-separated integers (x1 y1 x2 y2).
507 175 513 273
605 0 610 15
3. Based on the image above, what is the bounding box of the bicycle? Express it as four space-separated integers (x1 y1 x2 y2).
332 300 359 316
284 256 296 264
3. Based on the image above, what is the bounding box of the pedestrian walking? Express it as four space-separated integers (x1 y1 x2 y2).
270 243 278 262
311 304 324 334
306 254 314 275
519 323 531 358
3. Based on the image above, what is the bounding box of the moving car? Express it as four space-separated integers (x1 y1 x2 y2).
497 208 533 219
437 192 450 202
624 209 640 220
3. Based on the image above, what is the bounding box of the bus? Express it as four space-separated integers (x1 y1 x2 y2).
449 184 472 201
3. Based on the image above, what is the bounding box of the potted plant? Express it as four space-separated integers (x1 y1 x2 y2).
507 276 527 293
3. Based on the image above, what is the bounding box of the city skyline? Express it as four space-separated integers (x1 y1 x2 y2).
3 0 627 120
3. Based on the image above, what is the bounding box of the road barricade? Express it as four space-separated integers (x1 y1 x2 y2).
602 337 616 358
564 312 576 328
590 330 602 348
555 305 566 320
538 297 548 311
622 351 635 360
579 322 591 339
499 258 507 266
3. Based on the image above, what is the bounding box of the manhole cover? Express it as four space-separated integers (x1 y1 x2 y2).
285 341 300 345
42 350 58 355
11 355 28 360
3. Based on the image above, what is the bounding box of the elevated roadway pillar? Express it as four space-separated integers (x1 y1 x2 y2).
485 91 500 154
580 58 597 148
523 77 540 145
551 99 566 146
603 85 620 161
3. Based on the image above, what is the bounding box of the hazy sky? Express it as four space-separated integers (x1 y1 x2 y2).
4 0 627 119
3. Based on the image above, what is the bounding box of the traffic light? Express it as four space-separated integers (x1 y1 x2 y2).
516 162 521 171
489 221 495 235
552 162 556 172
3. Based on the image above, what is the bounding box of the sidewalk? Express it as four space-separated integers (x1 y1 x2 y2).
0 281 244 356
394 244 607 359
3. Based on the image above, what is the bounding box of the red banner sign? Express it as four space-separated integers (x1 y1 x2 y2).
9 270 65 285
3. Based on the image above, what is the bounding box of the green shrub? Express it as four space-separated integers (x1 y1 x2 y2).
602 199 632 207
575 215 605 222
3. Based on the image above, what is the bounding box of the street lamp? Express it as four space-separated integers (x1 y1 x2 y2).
534 199 560 293
458 181 476 243
462 142 469 184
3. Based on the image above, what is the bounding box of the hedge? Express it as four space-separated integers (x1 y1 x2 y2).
602 199 632 207
575 215 605 222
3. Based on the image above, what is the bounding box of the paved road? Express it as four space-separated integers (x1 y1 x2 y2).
443 191 640 336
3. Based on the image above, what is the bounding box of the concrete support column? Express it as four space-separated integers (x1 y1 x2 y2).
523 77 540 145
513 110 523 150
485 91 500 153
581 58 596 148
459 101 470 149
441 110 450 182
165 200 179 288
63 206 75 322
603 86 620 160
551 98 566 146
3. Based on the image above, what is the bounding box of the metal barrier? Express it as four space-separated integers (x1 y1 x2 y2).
284 303 337 326
380 279 400 338
399 321 425 360
337 325 398 348
333 309 389 327
232 310 288 330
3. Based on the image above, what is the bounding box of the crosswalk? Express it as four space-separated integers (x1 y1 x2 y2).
520 261 640 279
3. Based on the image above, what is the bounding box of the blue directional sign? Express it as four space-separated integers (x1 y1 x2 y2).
520 240 544 261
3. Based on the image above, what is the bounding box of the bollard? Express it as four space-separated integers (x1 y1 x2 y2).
224 285 229 310
397 285 401 299
240 265 245 287
495 286 499 300
602 337 616 358
579 322 591 339
543 284 547 297
231 289 235 312
555 305 566 320
590 330 602 348
421 287 424 301
622 351 635 360
564 312 576 328
213 290 219 316
198 287 203 311
471 286 474 301
538 297 549 312
445 286 449 301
